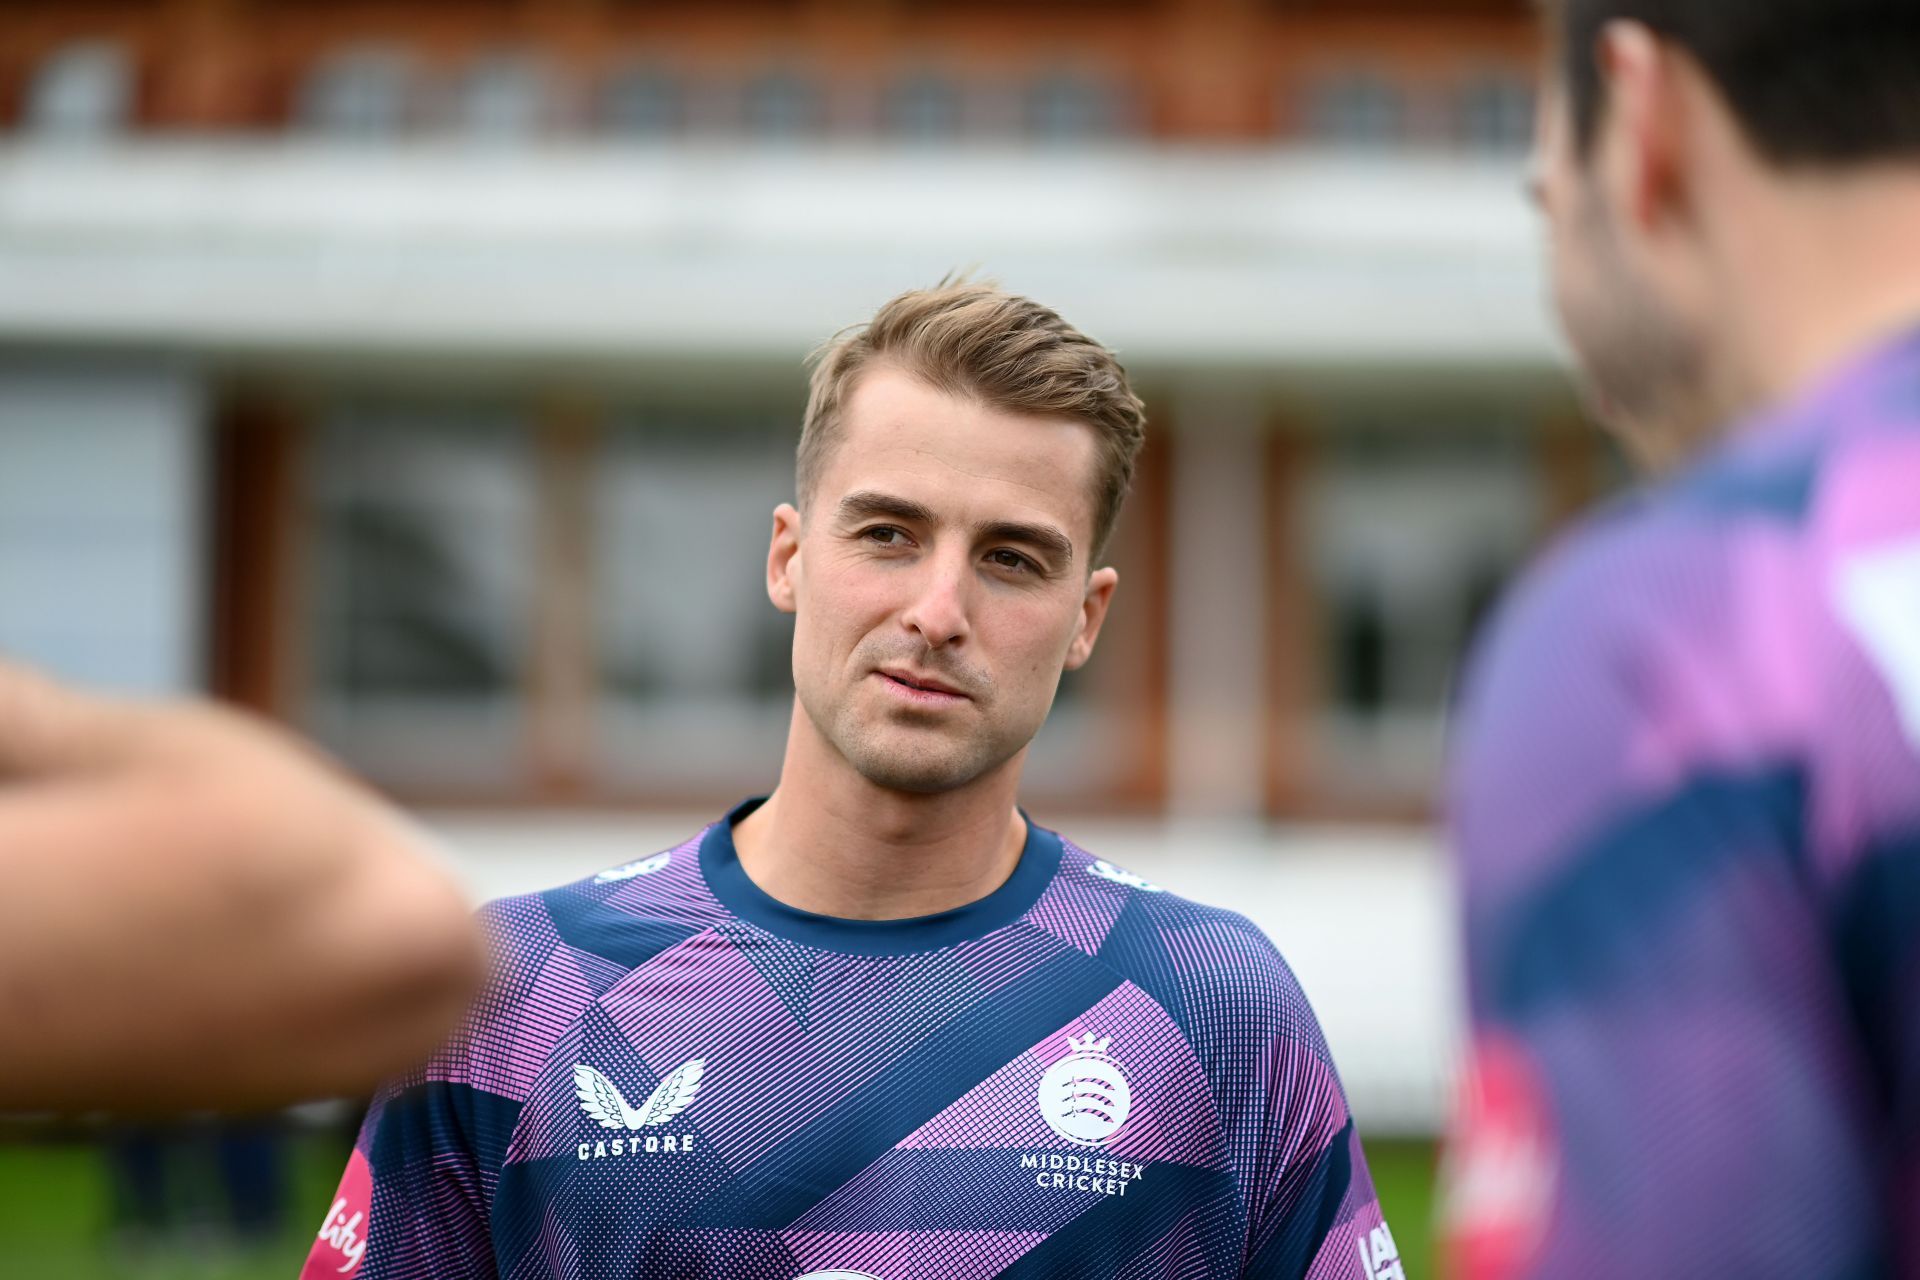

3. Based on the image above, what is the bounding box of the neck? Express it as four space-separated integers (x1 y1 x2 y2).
730 701 1029 920
1714 167 1920 427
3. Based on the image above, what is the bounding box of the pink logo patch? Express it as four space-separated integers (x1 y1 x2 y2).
303 1148 373 1278
1439 1033 1558 1280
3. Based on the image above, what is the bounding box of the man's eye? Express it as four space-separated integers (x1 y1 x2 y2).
864 526 903 546
989 549 1033 572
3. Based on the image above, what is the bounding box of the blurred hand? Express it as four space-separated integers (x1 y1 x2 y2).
0 659 488 1113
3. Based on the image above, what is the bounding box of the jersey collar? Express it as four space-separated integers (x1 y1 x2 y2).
699 796 1063 955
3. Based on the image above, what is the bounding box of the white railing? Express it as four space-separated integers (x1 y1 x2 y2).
0 141 1556 370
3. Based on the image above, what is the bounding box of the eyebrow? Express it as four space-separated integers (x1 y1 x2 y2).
838 490 938 529
976 519 1075 569
835 489 1076 569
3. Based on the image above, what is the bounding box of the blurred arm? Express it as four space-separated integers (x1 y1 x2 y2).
0 661 488 1113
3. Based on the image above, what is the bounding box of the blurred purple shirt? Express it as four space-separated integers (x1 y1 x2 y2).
1446 325 1920 1277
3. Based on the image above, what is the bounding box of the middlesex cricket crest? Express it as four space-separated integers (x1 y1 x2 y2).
1038 1033 1132 1146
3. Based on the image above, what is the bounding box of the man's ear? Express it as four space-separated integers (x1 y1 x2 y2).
1593 20 1691 235
768 503 802 615
1063 566 1119 672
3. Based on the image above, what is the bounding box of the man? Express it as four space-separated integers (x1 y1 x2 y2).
1442 2 1920 1276
0 660 485 1112
306 282 1393 1279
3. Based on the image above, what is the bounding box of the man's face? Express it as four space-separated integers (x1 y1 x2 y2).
769 366 1117 795
1532 71 1709 467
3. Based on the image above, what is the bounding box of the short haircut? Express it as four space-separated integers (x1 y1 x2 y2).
799 280 1148 563
1545 0 1920 166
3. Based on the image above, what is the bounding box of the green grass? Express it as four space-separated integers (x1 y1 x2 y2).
0 1134 1440 1276
1365 1136 1439 1276
0 1130 351 1280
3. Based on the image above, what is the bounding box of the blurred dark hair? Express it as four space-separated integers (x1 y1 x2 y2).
1546 0 1920 165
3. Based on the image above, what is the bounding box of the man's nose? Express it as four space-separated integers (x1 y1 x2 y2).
899 551 972 649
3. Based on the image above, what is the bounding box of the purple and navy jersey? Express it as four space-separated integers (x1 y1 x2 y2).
306 800 1392 1280
1443 326 1920 1278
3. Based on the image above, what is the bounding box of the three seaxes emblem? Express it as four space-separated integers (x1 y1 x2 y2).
1038 1033 1132 1146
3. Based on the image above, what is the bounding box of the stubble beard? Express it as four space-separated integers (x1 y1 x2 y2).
1562 190 1721 471
793 653 1028 795
802 685 1019 795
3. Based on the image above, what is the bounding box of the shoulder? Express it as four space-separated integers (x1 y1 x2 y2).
1041 837 1333 1062
1471 401 1896 708
1452 463 1785 795
438 832 721 1097
499 829 728 966
1461 492 1674 727
1448 429 1869 918
1469 352 1919 751
1448 490 1732 925
1470 419 1830 693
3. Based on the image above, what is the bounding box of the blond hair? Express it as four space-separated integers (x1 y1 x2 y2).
799 280 1147 562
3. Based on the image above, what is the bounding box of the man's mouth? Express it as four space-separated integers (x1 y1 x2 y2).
876 668 969 702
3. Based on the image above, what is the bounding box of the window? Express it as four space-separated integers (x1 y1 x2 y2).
743 68 824 141
444 53 556 141
592 414 797 794
882 71 965 142
297 47 413 139
1302 70 1408 149
1455 71 1535 153
26 42 131 139
601 63 686 137
1025 70 1131 142
300 407 536 792
1301 430 1539 807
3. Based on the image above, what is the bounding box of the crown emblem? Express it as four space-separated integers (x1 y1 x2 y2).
1040 1032 1131 1145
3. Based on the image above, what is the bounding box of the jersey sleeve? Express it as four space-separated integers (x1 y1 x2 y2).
1239 950 1395 1280
1439 532 1869 1278
301 1073 498 1280
302 899 537 1280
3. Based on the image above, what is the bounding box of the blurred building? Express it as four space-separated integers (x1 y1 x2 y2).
0 0 1610 1132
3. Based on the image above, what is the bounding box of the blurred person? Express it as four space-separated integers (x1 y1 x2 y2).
305 281 1395 1280
0 660 487 1113
109 1116 289 1253
1442 1 1920 1276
